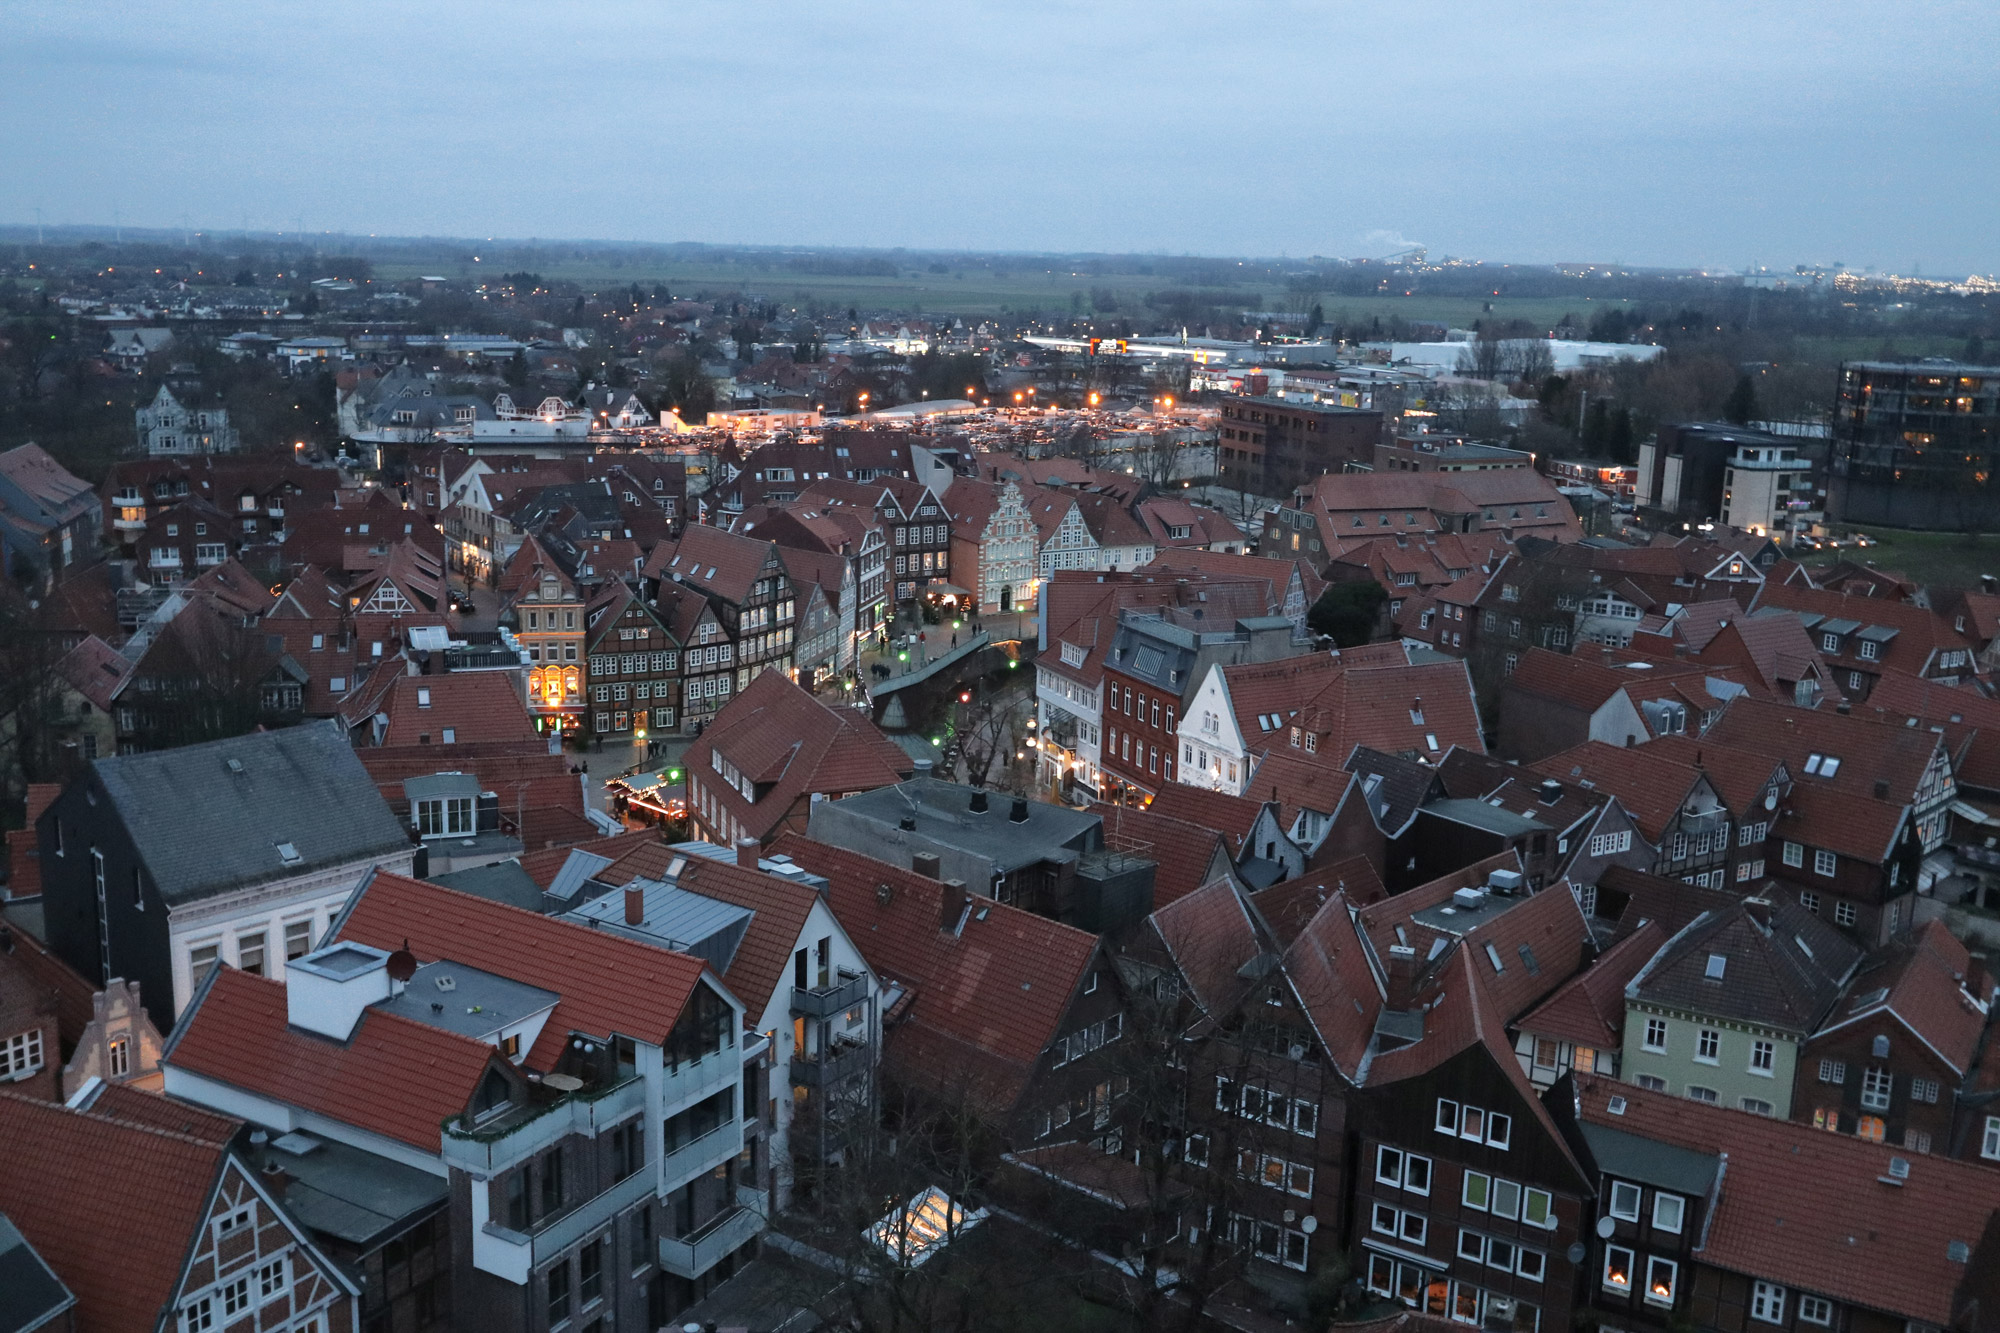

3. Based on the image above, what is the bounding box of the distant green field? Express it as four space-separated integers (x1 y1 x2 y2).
366 252 1639 326
1809 526 2000 592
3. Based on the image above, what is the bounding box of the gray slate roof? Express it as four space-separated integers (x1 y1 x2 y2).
94 720 409 905
1579 1120 1721 1196
0 1212 73 1333
1628 897 1862 1035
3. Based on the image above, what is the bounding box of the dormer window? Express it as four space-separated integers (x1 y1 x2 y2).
1822 632 1840 652
417 796 474 837
473 1067 512 1120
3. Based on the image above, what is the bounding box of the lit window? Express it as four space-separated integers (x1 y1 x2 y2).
1645 1256 1678 1306
1603 1244 1634 1293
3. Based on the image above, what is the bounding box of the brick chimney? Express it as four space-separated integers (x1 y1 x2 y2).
911 852 942 880
1385 944 1420 1009
624 884 644 926
940 878 969 934
736 837 759 868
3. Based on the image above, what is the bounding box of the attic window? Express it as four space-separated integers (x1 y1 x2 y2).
1704 954 1726 981
1517 944 1540 976
1425 734 1439 752
1484 943 1505 973
1607 1096 1628 1115
1427 937 1449 961
1410 701 1425 725
1803 753 1841 777
417 687 432 708
277 842 302 866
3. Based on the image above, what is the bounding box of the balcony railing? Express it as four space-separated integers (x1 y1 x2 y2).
659 1120 742 1193
441 1075 646 1177
658 1203 764 1279
791 970 868 1019
790 1041 872 1090
530 1166 655 1267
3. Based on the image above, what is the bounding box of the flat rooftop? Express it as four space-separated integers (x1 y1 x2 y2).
826 778 1099 874
250 1131 449 1248
373 961 558 1042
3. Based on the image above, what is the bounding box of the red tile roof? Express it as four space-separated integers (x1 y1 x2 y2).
651 856 822 1020
333 871 710 1067
1812 919 1987 1077
167 965 496 1151
1862 669 2000 793
1532 740 1706 842
643 522 780 605
1253 855 1388 946
55 634 133 712
1144 785 1267 855
359 671 539 747
0 913 99 1046
1515 919 1666 1049
772 836 1100 1123
1706 695 1949 806
1091 802 1233 908
0 1091 237 1333
1221 652 1486 770
80 1080 239 1145
1147 877 1263 1019
1754 581 1975 680
1574 1074 1997 1326
1282 890 1383 1081
682 670 912 843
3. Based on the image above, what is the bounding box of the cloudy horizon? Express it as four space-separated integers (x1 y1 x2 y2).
6 0 1997 274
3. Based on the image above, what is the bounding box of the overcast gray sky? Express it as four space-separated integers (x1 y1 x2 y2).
7 1 1996 273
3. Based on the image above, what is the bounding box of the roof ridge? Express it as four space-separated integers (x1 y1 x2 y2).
0 1089 231 1156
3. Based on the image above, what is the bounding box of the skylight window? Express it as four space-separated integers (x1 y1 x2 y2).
1704 954 1726 981
277 842 302 866
1803 753 1842 777
1485 943 1505 973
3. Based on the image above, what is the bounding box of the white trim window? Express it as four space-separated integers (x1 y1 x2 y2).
1652 1192 1685 1234
1749 1040 1776 1075
1643 1018 1668 1053
1751 1282 1787 1324
1983 1116 2000 1160
1798 1295 1834 1326
1376 1145 1432 1195
1814 848 1837 877
1608 1180 1641 1222
0 1030 44 1080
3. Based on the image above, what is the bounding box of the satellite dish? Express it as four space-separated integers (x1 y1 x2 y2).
1568 1242 1589 1264
1765 791 1778 811
1596 1216 1616 1239
1301 1216 1318 1234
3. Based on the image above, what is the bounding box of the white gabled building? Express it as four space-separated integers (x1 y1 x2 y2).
562 840 882 1210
